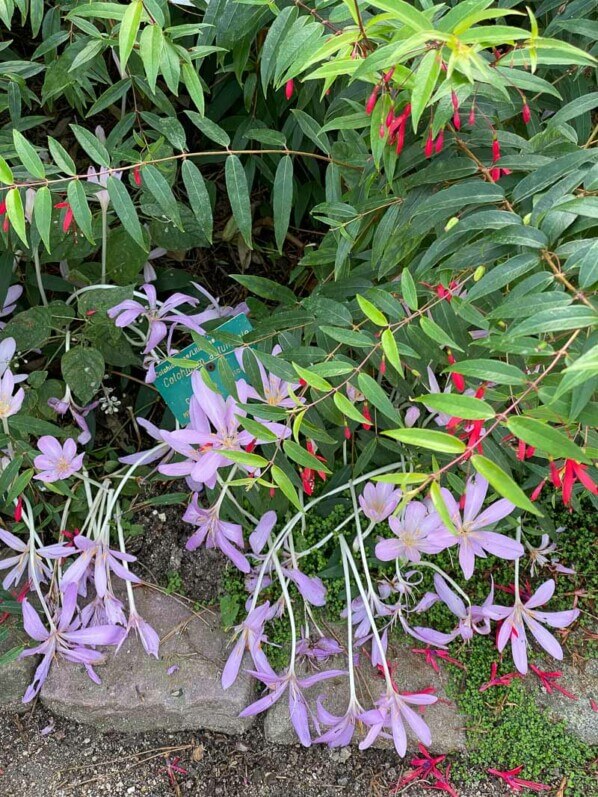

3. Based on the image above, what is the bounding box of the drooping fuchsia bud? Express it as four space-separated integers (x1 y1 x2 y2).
362 403 372 431
522 102 531 124
451 91 459 111
468 105 476 126
379 124 386 139
365 85 380 115
344 425 351 440
447 351 465 392
453 110 461 131
285 79 294 101
403 103 411 118
492 138 501 163
385 109 395 128
395 119 406 155
382 67 395 83
434 129 445 153
14 496 22 522
379 357 387 376
424 131 434 158
133 164 142 186
490 167 500 183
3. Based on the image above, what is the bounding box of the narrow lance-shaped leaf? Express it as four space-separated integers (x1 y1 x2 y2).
225 155 252 248
33 186 52 253
283 440 332 473
5 188 27 246
506 417 590 464
12 130 45 179
292 363 332 392
70 125 111 167
119 0 143 70
471 455 542 516
272 464 301 509
182 62 205 115
401 268 418 310
0 156 13 185
273 155 293 253
47 136 77 175
415 394 495 420
181 159 213 244
383 428 466 454
357 294 387 326
67 180 94 243
333 391 369 425
139 23 163 93
410 49 441 131
429 481 457 535
107 176 147 250
142 164 184 230
381 328 403 377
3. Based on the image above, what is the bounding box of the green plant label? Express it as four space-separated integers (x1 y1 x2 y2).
153 313 253 424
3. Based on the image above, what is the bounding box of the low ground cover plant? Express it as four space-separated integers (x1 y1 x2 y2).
0 0 596 790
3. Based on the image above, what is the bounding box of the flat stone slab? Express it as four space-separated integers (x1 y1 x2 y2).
531 658 598 746
41 587 256 734
264 641 467 753
0 622 33 714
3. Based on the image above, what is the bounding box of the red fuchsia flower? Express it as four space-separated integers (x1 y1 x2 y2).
446 351 465 392
301 440 327 495
133 164 142 186
393 743 447 791
365 85 380 115
479 661 521 692
516 438 536 461
435 129 445 153
285 78 294 100
382 67 394 83
451 91 461 130
385 108 395 128
54 201 74 233
424 131 434 158
552 458 598 505
411 648 465 674
487 766 550 792
492 138 501 163
362 402 372 431
14 496 22 523
522 102 531 124
529 664 576 699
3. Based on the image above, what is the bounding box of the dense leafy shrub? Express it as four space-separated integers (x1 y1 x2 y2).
0 0 596 784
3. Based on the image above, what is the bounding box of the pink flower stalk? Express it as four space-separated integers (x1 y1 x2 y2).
487 765 550 792
33 436 84 482
487 579 579 674
0 369 24 419
108 283 198 354
20 584 125 702
183 497 249 572
428 475 522 579
359 688 437 757
359 482 401 523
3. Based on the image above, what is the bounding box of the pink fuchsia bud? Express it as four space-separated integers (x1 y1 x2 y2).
344 425 351 440
424 131 434 158
382 67 395 83
385 109 395 128
492 138 501 163
379 124 386 139
269 487 276 498
3 216 9 233
468 105 476 126
434 129 445 153
362 403 372 431
490 167 501 183
365 85 380 115
395 119 406 154
453 110 461 130
531 479 546 502
0 200 6 215
14 496 22 522
379 357 386 376
285 79 294 101
54 201 74 233
133 164 142 186
447 352 465 392
451 91 459 111
522 102 531 124
402 103 411 118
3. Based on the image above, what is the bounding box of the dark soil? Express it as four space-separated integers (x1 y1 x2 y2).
0 705 507 797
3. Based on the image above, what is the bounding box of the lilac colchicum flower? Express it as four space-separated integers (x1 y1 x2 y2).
359 482 401 523
414 574 493 645
486 579 579 674
0 338 25 382
0 529 70 590
107 283 198 354
183 497 250 573
314 699 361 746
33 436 85 482
119 611 160 658
160 373 263 489
20 585 125 702
222 602 276 689
0 369 24 419
47 395 98 445
239 668 345 747
0 285 22 328
142 247 167 283
296 635 343 663
376 501 444 564
359 688 437 757
528 533 575 577
429 476 522 579
86 166 122 212
60 534 141 597
238 345 301 410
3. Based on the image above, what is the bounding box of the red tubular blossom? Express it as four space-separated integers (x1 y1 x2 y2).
385 109 395 128
434 129 445 153
489 167 501 183
0 200 6 215
424 131 434 158
487 766 550 793
379 357 386 376
529 664 576 700
492 138 501 163
365 85 380 115
2 216 8 233
453 110 461 130
522 102 531 124
549 461 562 488
468 105 476 126
14 497 22 522
531 479 546 502
379 124 386 139
571 461 598 495
562 458 576 505
133 164 142 186
285 79 294 100
447 352 465 392
517 438 526 461
451 91 459 111
382 67 395 83
362 403 372 431
395 119 406 154
344 425 351 440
